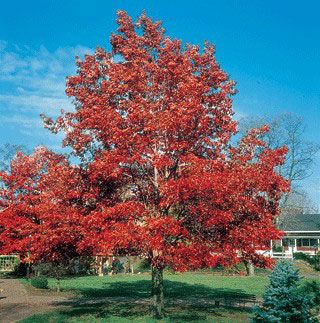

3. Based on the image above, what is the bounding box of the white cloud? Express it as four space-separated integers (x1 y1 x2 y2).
0 40 7 51
0 42 93 98
0 114 40 128
0 94 72 112
0 41 93 149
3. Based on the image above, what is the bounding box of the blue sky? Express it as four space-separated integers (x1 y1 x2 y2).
0 1 319 206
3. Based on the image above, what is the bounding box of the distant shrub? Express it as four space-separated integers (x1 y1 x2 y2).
211 264 225 274
294 252 320 271
111 259 124 274
294 252 312 263
9 262 28 277
32 258 94 278
33 262 55 277
299 280 320 319
313 252 320 271
30 276 48 289
300 280 320 307
135 258 151 272
272 245 283 253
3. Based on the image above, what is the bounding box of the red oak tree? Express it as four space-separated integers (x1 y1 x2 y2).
0 11 289 318
44 11 288 316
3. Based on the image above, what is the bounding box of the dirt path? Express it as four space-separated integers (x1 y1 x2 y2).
0 279 69 322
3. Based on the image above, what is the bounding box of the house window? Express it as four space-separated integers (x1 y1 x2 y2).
282 238 295 247
302 239 310 247
298 239 319 248
310 239 318 247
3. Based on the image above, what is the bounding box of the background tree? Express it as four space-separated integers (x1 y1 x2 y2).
0 147 92 272
239 113 319 217
253 260 314 322
283 190 318 215
40 11 289 318
0 144 29 253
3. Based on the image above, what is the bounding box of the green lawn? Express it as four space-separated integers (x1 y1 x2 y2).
46 272 268 298
20 270 319 322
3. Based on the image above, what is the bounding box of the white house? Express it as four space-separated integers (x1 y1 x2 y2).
269 213 320 258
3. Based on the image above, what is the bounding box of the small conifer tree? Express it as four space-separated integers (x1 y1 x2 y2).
253 260 313 322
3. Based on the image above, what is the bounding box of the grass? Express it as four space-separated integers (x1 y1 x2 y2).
20 263 320 322
43 272 268 299
294 259 320 275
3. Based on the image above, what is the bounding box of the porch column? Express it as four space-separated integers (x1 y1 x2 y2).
294 239 297 252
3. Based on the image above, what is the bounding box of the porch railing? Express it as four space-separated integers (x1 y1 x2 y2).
0 255 20 272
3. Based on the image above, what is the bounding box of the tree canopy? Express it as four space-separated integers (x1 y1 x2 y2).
0 11 289 318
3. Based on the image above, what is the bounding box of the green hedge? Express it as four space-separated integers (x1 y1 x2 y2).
30 276 48 289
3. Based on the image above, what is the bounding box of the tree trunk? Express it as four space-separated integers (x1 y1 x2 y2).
244 260 255 276
151 265 164 319
249 261 255 276
56 277 61 292
26 263 30 279
54 266 61 292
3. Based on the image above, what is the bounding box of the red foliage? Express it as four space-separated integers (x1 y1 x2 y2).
0 148 92 263
0 11 289 271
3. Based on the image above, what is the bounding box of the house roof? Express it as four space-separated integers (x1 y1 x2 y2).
279 214 320 232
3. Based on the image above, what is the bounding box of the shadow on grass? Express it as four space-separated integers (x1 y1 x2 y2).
31 279 255 322
65 279 256 303
23 300 252 322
